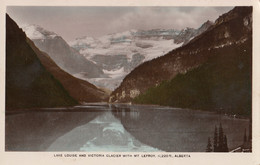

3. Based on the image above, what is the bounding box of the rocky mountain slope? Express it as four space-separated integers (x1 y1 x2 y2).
134 38 252 116
27 39 109 103
110 6 252 112
69 21 213 90
174 20 213 45
22 25 105 78
6 14 77 110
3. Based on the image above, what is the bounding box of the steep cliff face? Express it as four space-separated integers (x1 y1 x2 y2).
110 7 252 103
6 14 77 110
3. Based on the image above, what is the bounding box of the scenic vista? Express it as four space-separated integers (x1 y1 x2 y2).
5 6 252 152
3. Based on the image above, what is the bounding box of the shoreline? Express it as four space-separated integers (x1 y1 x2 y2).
5 102 251 120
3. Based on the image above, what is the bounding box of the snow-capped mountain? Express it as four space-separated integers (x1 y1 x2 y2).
69 21 212 90
22 24 58 40
22 25 105 78
174 20 213 45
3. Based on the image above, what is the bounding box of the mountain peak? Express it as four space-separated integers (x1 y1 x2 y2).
214 6 252 26
22 24 58 40
200 20 214 28
196 20 214 35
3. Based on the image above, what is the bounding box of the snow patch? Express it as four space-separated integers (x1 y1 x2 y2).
22 24 58 40
103 67 126 78
23 25 45 39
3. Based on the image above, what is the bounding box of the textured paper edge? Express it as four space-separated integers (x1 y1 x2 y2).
0 0 259 165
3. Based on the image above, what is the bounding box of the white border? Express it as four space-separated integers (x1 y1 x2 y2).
0 0 259 165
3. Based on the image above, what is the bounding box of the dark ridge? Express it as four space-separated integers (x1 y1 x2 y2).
6 14 77 110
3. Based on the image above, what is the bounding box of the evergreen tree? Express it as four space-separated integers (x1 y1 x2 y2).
218 123 224 152
213 125 218 152
223 135 229 152
206 137 212 152
210 123 229 152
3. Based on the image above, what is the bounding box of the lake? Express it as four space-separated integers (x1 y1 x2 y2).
5 104 250 152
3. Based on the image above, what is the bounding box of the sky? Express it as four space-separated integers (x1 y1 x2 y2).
7 6 233 42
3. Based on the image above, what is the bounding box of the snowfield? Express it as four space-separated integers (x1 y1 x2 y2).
69 30 184 90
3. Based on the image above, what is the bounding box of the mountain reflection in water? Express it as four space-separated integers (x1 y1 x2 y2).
6 104 249 152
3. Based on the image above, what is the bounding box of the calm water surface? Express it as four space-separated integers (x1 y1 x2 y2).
6 104 250 152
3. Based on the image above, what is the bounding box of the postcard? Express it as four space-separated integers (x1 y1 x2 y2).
0 0 259 165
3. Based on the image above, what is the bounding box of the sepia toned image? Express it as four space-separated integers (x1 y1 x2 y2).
5 6 252 153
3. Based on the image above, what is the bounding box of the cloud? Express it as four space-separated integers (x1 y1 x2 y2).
7 6 233 41
106 7 232 33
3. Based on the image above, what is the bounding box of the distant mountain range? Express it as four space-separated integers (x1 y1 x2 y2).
68 21 213 90
110 7 252 116
6 14 108 110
